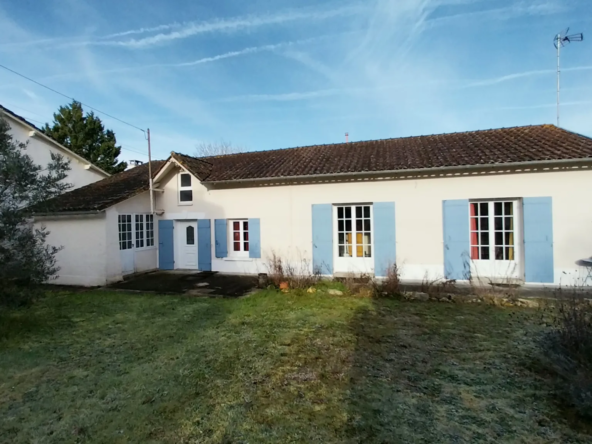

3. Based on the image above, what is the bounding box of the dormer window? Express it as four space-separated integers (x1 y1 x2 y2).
179 173 193 204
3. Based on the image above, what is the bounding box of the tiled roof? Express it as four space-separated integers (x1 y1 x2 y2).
35 161 165 214
171 152 213 181
174 125 592 183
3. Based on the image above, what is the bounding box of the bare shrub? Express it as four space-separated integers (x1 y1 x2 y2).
264 251 321 290
370 264 402 298
418 272 456 299
537 287 592 418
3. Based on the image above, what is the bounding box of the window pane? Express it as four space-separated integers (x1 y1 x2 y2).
338 233 344 244
472 203 479 217
472 217 480 230
481 217 489 230
186 226 195 245
495 232 503 246
338 220 344 231
180 190 193 202
364 206 370 218
480 232 489 246
339 245 345 257
180 173 191 187
345 207 351 218
494 202 502 216
233 232 240 241
504 217 513 230
495 246 504 260
480 203 488 216
504 202 513 216
481 246 490 260
127 241 133 249
243 221 248 231
494 217 502 231
355 206 362 218
364 220 371 231
234 242 240 251
471 246 479 260
364 233 371 244
364 245 372 258
506 247 515 261
345 220 352 231
505 232 514 246
356 220 362 231
233 221 239 230
244 232 249 241
337 207 344 219
244 242 249 251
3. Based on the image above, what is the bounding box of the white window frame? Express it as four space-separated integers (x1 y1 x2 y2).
228 219 250 258
178 172 193 205
118 213 156 251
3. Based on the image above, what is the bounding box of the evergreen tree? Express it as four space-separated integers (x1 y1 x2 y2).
0 116 71 307
43 101 127 174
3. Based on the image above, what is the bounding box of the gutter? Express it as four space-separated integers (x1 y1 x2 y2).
33 210 105 220
202 157 592 185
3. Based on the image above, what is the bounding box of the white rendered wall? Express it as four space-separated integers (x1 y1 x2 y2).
5 115 106 189
155 165 592 286
38 215 108 286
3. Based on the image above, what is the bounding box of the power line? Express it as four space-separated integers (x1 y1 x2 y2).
0 63 146 133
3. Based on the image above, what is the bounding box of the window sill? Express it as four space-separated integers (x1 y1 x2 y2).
134 246 157 252
223 257 253 262
178 202 193 206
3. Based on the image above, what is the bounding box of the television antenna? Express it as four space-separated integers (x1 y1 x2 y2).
554 28 583 127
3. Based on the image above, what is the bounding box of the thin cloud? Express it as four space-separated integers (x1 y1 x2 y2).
427 1 563 26
465 66 592 87
105 5 363 49
484 101 592 111
42 38 316 81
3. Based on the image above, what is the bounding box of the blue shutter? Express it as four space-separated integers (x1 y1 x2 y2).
442 200 470 280
158 220 174 270
523 197 554 283
312 204 333 275
373 202 396 277
198 219 212 271
214 219 227 258
249 218 261 258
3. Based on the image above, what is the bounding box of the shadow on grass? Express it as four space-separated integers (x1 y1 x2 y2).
344 297 592 443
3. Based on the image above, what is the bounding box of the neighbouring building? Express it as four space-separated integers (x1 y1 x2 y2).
35 124 592 287
1 104 109 188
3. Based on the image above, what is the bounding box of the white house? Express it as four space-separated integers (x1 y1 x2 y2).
35 124 592 288
1 104 109 188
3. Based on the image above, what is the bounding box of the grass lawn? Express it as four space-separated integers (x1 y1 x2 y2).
1 289 591 443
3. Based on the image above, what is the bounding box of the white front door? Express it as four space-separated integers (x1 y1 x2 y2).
176 221 198 269
333 204 374 275
469 200 522 283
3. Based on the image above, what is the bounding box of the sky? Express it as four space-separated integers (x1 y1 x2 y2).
0 0 591 163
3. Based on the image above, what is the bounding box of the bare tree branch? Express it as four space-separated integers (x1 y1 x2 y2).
195 140 244 158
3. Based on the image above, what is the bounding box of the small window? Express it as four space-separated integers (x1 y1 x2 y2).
118 214 133 250
135 215 144 248
229 219 249 256
470 201 515 261
337 205 372 258
179 173 193 203
146 214 154 247
186 225 195 245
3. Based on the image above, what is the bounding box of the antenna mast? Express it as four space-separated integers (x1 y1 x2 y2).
554 28 584 127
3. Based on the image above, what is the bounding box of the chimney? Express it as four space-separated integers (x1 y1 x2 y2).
127 160 144 169
345 132 349 143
